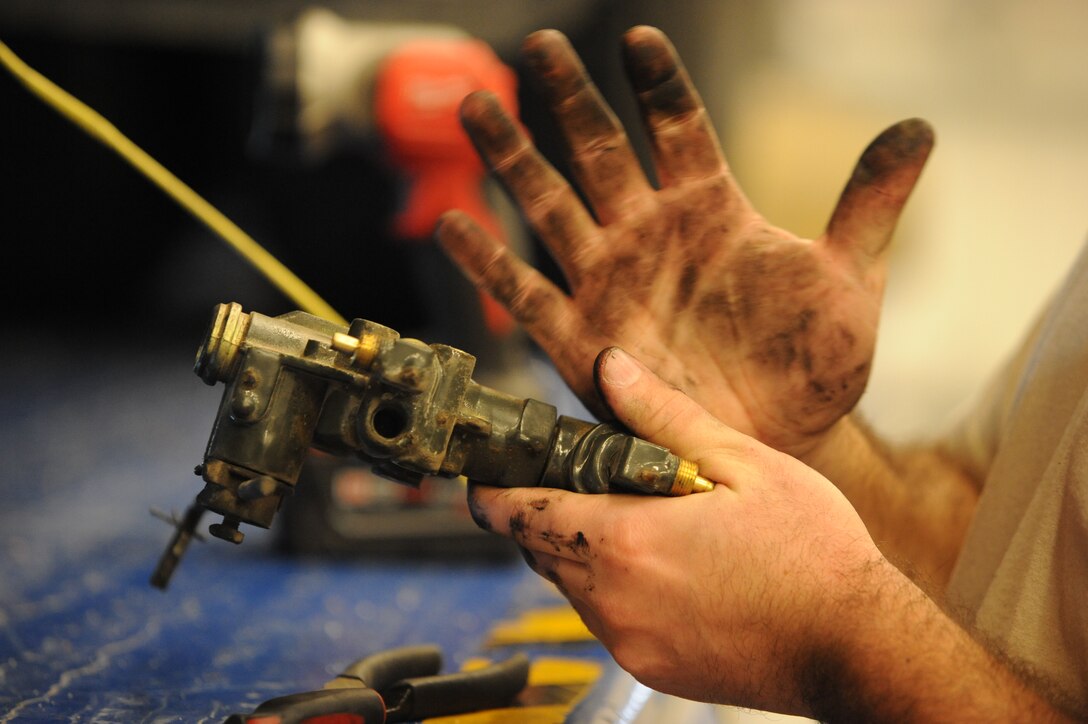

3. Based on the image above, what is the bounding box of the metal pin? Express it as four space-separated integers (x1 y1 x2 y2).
331 332 380 368
150 501 206 590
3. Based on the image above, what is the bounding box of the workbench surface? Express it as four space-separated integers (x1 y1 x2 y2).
0 343 635 722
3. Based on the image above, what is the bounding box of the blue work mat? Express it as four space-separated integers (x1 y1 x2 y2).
0 341 630 721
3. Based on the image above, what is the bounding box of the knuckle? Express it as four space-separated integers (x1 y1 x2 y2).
610 635 667 686
608 636 639 673
599 515 647 564
489 131 536 172
572 131 629 166
507 279 552 318
522 186 569 228
636 398 690 441
477 251 522 301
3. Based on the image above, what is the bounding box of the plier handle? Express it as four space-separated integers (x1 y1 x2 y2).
226 644 530 724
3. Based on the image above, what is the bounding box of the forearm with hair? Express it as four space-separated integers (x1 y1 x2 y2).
803 415 980 596
800 559 1078 722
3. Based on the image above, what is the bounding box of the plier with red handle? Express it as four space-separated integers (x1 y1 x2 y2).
225 644 530 724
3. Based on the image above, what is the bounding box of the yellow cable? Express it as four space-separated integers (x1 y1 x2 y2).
0 39 347 326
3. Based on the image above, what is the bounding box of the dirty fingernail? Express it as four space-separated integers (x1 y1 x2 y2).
601 347 642 388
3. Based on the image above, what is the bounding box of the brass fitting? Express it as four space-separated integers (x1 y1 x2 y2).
194 302 251 385
331 331 381 369
670 459 715 496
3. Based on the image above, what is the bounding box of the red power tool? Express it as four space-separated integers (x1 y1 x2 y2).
374 37 519 337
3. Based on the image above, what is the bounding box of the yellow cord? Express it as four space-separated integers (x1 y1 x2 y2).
0 40 347 326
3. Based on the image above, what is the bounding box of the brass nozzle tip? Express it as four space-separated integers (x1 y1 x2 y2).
669 459 715 495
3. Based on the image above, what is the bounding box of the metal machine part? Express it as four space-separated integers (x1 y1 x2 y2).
152 302 712 588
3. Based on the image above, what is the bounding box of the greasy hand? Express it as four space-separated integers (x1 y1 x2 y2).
467 347 888 714
436 26 933 456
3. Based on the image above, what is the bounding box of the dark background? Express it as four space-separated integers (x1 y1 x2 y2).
0 0 768 354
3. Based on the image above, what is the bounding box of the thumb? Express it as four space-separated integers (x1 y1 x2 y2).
824 118 934 258
593 347 754 462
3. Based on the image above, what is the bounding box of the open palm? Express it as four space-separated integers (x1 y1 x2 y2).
436 26 933 457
